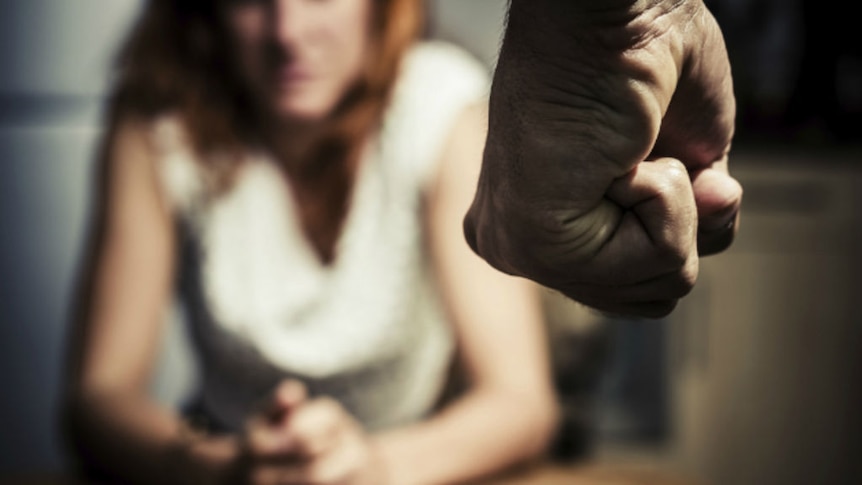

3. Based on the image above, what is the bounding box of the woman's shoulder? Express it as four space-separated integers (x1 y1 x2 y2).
107 110 207 216
380 42 491 188
105 110 193 159
396 41 491 101
402 40 490 73
140 111 194 156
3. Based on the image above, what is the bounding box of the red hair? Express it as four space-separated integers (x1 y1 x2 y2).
109 0 424 262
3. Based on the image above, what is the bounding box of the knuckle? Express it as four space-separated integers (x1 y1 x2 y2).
665 179 694 207
648 158 686 190
462 200 515 275
654 238 690 269
662 158 689 181
674 257 699 297
654 159 695 206
649 174 698 269
654 228 697 269
472 215 526 278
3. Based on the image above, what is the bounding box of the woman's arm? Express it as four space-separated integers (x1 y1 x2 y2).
61 117 238 485
372 104 561 485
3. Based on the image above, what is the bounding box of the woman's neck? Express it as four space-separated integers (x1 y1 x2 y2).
260 116 325 173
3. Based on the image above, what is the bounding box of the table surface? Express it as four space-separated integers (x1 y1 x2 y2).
2 462 706 485
480 462 706 485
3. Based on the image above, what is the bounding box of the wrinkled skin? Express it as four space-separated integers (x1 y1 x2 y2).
465 0 742 318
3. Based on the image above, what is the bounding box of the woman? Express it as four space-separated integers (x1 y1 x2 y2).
62 0 559 484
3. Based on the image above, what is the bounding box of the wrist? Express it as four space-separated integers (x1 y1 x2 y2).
506 0 699 51
493 0 693 178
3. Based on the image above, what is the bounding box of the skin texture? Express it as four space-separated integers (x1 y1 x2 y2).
62 1 558 484
464 0 743 318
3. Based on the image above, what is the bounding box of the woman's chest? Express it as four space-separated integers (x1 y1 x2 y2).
182 157 432 354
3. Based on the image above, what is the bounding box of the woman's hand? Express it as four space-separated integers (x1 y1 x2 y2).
237 380 388 485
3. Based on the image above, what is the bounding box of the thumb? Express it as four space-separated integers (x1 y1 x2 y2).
244 380 309 458
691 167 742 231
266 379 308 425
690 167 742 255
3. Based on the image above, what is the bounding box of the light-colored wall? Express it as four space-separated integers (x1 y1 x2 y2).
427 0 508 69
0 1 141 96
0 1 143 472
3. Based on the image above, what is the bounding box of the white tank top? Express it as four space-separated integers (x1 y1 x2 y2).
152 41 490 432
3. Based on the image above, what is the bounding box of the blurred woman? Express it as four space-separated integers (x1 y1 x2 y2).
62 0 558 483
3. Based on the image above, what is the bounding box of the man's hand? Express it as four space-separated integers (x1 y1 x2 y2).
237 380 387 485
464 0 742 318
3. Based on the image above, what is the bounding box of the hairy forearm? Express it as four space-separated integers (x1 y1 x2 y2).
62 389 237 485
373 387 559 485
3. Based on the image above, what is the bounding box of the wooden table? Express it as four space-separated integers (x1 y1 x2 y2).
479 461 705 485
2 462 705 485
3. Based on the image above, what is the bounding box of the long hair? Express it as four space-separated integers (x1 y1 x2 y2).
108 0 424 262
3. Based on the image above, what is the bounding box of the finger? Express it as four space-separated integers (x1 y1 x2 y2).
598 299 680 320
263 442 357 485
690 166 742 256
285 397 347 459
268 380 308 422
245 381 308 458
246 419 297 459
562 252 698 306
598 158 698 284
248 379 308 427
691 166 742 229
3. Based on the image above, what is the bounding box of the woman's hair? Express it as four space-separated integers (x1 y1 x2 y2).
109 0 424 261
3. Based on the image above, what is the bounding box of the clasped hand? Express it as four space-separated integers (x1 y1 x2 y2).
232 381 385 485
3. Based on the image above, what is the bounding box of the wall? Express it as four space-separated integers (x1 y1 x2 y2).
0 0 144 472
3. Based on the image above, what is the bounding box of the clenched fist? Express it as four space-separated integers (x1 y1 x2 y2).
465 0 742 318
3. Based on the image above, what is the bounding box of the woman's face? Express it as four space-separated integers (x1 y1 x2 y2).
221 0 373 123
